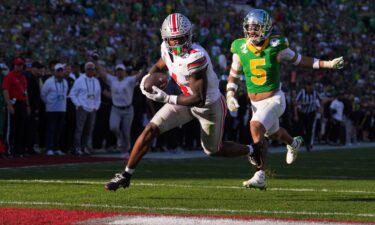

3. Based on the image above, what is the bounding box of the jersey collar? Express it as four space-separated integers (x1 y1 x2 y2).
247 38 269 56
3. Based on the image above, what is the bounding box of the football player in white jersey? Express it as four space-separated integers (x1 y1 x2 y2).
105 13 259 191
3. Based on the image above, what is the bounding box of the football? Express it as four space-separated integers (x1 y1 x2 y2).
143 72 169 93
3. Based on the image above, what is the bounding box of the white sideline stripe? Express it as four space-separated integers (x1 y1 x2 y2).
2 179 375 194
0 200 374 218
87 216 369 225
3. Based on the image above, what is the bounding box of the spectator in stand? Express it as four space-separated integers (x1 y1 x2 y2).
95 59 144 158
2 57 30 157
294 80 321 151
69 62 101 155
41 63 68 155
25 61 45 155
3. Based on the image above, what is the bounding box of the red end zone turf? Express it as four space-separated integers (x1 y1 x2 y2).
1 208 373 225
0 208 120 225
0 155 122 168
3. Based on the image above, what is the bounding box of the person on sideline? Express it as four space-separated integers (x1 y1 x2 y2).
69 62 101 155
294 80 321 151
2 57 31 157
41 63 68 155
95 59 144 158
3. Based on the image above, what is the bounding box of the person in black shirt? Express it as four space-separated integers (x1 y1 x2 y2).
25 61 44 155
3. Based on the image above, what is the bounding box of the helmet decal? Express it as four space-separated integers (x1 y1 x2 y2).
171 13 178 34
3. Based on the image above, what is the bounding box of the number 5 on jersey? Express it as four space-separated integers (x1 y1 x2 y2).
250 58 267 85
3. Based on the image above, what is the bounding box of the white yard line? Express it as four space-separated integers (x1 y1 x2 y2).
2 179 375 194
0 200 374 219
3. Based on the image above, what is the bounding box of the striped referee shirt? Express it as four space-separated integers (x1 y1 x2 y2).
295 89 321 113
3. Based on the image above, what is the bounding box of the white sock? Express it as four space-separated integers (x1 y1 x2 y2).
247 145 254 155
125 167 135 174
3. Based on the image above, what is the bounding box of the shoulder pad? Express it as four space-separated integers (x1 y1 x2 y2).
186 51 208 74
230 38 245 54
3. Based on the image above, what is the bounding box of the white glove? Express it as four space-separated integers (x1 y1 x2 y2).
226 91 239 112
143 86 177 104
325 56 344 69
140 73 151 96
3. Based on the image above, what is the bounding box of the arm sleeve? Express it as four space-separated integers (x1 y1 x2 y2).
277 48 296 62
231 53 243 71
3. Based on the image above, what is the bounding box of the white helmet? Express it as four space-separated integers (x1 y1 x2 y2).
243 9 273 45
160 13 193 56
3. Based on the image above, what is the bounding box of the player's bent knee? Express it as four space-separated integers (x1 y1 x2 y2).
143 123 160 137
268 131 280 140
250 121 264 132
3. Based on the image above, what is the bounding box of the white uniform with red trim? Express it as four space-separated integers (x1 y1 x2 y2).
150 42 226 155
161 42 221 106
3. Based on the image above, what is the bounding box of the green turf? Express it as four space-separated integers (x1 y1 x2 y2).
0 148 375 222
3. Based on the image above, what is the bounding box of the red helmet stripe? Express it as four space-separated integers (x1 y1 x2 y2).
171 13 177 33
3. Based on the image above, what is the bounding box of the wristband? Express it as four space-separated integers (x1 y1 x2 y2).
168 95 178 105
292 53 302 65
313 58 320 69
226 82 238 92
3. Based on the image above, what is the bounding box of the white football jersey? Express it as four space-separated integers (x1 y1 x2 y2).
161 42 221 106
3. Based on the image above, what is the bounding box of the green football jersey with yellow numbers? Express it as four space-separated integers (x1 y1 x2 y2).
230 35 289 93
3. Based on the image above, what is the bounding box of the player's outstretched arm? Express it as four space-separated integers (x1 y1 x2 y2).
278 48 344 69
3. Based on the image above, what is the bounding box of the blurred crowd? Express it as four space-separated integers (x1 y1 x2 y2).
0 0 374 157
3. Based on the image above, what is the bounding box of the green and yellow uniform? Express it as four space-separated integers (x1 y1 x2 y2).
230 35 289 94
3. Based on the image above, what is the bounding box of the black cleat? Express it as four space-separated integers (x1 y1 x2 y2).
105 172 131 191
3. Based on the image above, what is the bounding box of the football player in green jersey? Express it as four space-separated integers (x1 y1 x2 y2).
226 9 344 190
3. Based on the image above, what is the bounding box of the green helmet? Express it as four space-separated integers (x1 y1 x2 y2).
243 9 273 45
